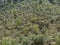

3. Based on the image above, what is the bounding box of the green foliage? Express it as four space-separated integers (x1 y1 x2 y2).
16 17 22 25
0 0 60 45
56 33 60 45
2 37 18 45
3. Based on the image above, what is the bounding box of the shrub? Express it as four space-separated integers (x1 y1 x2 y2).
2 37 18 45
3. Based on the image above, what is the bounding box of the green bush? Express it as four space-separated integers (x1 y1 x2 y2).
2 37 18 45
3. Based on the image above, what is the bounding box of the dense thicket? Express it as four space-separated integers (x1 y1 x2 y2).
0 0 60 45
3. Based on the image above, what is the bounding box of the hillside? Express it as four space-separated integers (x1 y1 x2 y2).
0 0 60 45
